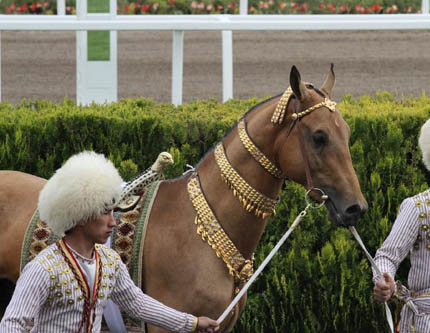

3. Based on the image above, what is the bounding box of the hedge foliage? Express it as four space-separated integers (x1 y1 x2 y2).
1 92 430 332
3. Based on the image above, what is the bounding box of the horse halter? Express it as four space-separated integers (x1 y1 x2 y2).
272 85 337 191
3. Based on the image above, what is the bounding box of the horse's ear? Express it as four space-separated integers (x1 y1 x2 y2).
290 65 308 102
320 63 336 98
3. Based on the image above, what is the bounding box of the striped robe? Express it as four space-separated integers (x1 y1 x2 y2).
374 190 430 333
0 241 197 332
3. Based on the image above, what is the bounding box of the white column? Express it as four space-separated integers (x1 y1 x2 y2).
0 32 2 102
57 0 66 15
222 30 233 103
110 0 118 102
422 0 429 14
240 0 248 15
76 0 87 105
172 30 184 106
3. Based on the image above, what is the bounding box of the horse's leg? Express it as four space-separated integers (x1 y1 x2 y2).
0 171 45 283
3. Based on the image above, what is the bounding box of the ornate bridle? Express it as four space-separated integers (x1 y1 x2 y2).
187 85 338 285
271 85 336 124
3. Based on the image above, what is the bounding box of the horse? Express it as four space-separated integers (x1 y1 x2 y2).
0 65 367 332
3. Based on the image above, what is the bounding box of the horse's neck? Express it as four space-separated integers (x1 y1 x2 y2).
197 98 283 259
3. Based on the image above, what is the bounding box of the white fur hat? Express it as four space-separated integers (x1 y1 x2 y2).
419 119 430 171
38 151 123 236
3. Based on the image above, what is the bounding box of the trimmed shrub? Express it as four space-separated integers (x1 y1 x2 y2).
1 92 430 331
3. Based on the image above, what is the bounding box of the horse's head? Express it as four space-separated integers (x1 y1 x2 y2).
275 65 367 226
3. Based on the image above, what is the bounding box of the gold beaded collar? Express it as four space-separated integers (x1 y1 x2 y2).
271 86 337 124
214 142 278 219
187 172 254 283
237 119 284 180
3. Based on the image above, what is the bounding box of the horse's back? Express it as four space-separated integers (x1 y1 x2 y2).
0 171 46 282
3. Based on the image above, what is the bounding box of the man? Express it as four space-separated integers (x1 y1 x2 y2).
0 151 219 333
373 119 430 332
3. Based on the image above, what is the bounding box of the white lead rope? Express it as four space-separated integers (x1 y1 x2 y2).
349 226 394 333
217 203 311 324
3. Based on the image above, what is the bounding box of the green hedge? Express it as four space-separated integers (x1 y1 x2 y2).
1 92 430 332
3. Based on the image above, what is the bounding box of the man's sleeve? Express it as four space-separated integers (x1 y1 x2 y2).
372 197 419 282
110 259 197 332
0 260 50 332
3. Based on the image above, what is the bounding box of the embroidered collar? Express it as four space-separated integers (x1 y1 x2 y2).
57 238 102 333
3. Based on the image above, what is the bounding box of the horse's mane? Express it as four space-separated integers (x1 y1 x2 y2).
166 86 327 182
187 93 284 175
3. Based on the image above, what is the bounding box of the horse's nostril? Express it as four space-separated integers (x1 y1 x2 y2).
345 204 362 218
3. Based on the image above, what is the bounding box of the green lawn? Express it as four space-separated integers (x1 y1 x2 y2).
87 0 110 61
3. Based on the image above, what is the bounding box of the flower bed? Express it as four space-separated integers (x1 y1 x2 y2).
0 0 421 15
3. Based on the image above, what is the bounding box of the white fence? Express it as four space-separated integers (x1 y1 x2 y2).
0 0 429 105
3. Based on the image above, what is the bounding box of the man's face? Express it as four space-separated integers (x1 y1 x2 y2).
86 210 116 244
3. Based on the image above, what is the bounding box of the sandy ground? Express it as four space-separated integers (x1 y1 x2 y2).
1 30 430 105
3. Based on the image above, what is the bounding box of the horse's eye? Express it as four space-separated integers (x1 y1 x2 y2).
312 130 327 148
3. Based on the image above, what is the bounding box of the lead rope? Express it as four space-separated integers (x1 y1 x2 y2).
349 226 395 333
217 188 327 324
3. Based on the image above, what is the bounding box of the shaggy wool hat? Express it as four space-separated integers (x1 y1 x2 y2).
38 151 123 236
419 119 430 171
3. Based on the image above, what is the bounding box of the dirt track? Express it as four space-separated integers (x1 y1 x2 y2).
2 29 430 105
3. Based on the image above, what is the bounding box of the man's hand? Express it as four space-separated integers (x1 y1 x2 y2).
374 272 395 302
195 317 219 333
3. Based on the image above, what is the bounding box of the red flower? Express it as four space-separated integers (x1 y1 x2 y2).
198 2 205 10
279 1 287 9
340 4 348 12
320 2 326 9
300 2 308 11
371 4 381 12
291 2 298 9
169 0 175 5
227 2 237 9
141 4 151 12
328 2 335 12
18 3 28 12
216 4 223 10
6 2 16 13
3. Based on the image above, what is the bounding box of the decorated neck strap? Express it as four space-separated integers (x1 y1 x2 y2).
187 172 253 283
237 119 284 179
214 142 278 219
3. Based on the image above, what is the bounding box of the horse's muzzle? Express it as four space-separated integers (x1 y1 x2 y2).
325 197 368 227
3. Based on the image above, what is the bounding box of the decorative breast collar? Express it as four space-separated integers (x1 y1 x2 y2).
187 172 253 283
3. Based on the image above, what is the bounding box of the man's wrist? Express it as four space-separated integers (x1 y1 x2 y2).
191 317 198 332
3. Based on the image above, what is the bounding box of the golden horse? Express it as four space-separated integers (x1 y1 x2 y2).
0 65 367 332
